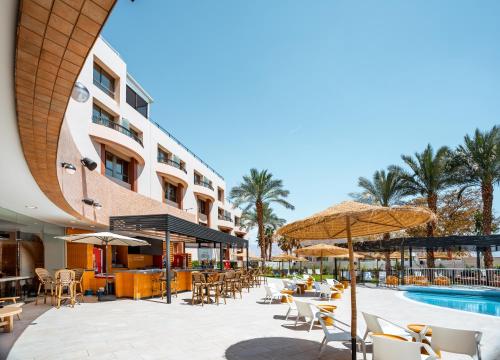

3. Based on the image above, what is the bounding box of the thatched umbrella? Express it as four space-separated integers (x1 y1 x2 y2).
295 243 358 281
277 201 434 360
272 253 301 275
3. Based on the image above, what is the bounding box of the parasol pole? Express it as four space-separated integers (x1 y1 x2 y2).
320 250 323 282
346 216 357 360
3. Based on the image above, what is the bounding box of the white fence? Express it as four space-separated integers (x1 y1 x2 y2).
402 267 500 287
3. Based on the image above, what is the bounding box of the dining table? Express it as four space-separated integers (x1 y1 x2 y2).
0 276 31 298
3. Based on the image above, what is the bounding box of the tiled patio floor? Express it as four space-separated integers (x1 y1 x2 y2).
4 279 499 360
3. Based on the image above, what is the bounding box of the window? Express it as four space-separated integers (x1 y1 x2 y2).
218 188 224 202
198 199 206 214
165 182 178 204
93 63 115 97
105 151 129 183
126 85 148 118
158 148 169 162
92 104 114 125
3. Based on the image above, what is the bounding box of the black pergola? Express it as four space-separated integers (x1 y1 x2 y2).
109 213 249 304
351 234 500 284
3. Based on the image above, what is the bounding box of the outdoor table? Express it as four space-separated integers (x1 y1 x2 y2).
280 289 294 303
407 323 432 337
318 304 337 326
0 276 31 298
296 283 306 294
0 307 22 333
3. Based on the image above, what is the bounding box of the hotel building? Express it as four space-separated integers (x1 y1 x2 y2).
0 0 247 290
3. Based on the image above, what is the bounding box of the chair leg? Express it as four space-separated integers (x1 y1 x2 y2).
285 308 291 320
308 319 315 332
35 283 42 305
318 338 327 358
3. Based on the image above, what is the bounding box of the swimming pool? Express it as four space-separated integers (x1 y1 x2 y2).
404 289 500 316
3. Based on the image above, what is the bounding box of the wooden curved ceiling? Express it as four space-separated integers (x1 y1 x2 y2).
15 0 116 217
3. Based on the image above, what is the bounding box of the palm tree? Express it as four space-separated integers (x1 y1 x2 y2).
241 203 286 260
351 167 408 273
452 126 500 268
231 169 294 259
277 235 301 255
398 144 454 268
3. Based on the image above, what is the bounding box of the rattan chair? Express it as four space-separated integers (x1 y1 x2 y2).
54 269 76 308
206 273 226 305
191 272 207 305
34 268 55 305
71 268 85 304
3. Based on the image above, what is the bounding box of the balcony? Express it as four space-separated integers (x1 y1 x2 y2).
89 116 145 165
92 115 143 146
93 79 115 98
198 212 208 224
194 178 214 190
218 213 234 231
218 214 232 222
158 157 187 174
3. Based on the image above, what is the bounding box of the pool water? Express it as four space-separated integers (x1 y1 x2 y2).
405 291 500 316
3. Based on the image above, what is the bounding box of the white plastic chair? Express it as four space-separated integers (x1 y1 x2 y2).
284 296 297 320
263 285 284 304
429 325 482 360
293 299 321 331
282 279 297 292
373 335 438 360
316 312 367 360
315 269 321 275
317 283 337 300
362 312 418 342
307 269 313 275
325 278 341 287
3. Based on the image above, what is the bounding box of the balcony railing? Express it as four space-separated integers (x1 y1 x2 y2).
93 79 115 98
218 214 233 222
92 115 143 146
158 157 187 174
194 178 214 190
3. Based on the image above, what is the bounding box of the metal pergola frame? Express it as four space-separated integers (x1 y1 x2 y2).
110 214 249 304
351 235 500 285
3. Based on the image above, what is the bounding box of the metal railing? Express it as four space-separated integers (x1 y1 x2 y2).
151 120 224 181
218 214 233 222
158 157 187 174
92 115 143 146
194 178 214 190
402 268 500 287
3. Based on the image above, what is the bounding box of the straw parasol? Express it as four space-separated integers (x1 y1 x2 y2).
296 243 351 281
272 253 302 275
277 201 434 360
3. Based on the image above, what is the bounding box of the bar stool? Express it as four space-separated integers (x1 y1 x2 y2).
71 268 85 304
191 272 207 305
34 268 55 305
54 269 75 309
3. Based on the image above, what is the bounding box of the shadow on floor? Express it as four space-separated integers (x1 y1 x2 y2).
0 301 52 360
225 336 353 360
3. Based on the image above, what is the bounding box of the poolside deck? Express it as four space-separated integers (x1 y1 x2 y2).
5 278 500 360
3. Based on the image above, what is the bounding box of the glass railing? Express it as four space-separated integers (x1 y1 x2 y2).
194 178 214 190
92 115 143 146
93 79 115 98
218 214 233 222
157 157 187 174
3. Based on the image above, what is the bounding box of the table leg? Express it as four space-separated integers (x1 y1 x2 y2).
5 316 13 333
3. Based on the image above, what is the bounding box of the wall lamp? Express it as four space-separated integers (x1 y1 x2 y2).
82 198 102 210
81 157 98 171
71 82 90 103
61 162 76 175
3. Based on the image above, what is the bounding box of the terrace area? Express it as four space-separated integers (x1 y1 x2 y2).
2 278 498 360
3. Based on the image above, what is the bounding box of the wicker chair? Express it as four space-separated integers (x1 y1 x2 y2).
191 272 207 306
54 269 75 308
34 268 55 305
206 273 226 305
72 268 85 303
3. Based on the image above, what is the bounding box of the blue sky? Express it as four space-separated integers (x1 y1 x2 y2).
103 1 500 250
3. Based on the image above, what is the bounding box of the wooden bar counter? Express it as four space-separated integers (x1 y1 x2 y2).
114 269 193 300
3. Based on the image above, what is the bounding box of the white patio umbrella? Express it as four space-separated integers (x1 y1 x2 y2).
56 232 150 296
